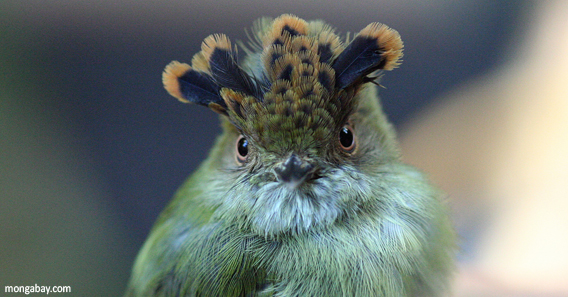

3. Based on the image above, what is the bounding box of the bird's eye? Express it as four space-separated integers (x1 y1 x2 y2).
339 125 356 153
235 135 249 163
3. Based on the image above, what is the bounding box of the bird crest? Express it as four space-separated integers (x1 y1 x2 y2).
163 14 403 151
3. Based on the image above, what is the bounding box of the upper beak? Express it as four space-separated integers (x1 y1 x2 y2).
274 153 316 186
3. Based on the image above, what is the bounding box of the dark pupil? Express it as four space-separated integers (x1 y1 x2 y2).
237 137 248 157
339 127 353 148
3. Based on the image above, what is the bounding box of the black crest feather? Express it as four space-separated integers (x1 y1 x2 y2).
162 61 225 111
207 45 263 98
332 23 403 90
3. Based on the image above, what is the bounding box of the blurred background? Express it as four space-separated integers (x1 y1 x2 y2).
1 0 566 296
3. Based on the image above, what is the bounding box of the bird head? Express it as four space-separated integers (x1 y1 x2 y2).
162 14 403 237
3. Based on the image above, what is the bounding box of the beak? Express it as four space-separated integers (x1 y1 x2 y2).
274 153 316 186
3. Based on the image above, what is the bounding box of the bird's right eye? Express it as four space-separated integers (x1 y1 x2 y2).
235 135 249 163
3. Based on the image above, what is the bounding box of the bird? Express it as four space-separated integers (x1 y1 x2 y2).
125 14 455 297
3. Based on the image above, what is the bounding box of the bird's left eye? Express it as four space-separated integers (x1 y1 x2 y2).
235 135 249 163
339 125 356 153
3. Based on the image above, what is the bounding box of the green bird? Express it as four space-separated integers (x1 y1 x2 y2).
125 14 455 297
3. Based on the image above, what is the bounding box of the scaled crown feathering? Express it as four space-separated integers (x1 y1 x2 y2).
162 14 403 152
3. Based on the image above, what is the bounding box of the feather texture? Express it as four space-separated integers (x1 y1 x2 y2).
199 34 263 98
333 22 403 90
162 61 225 112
